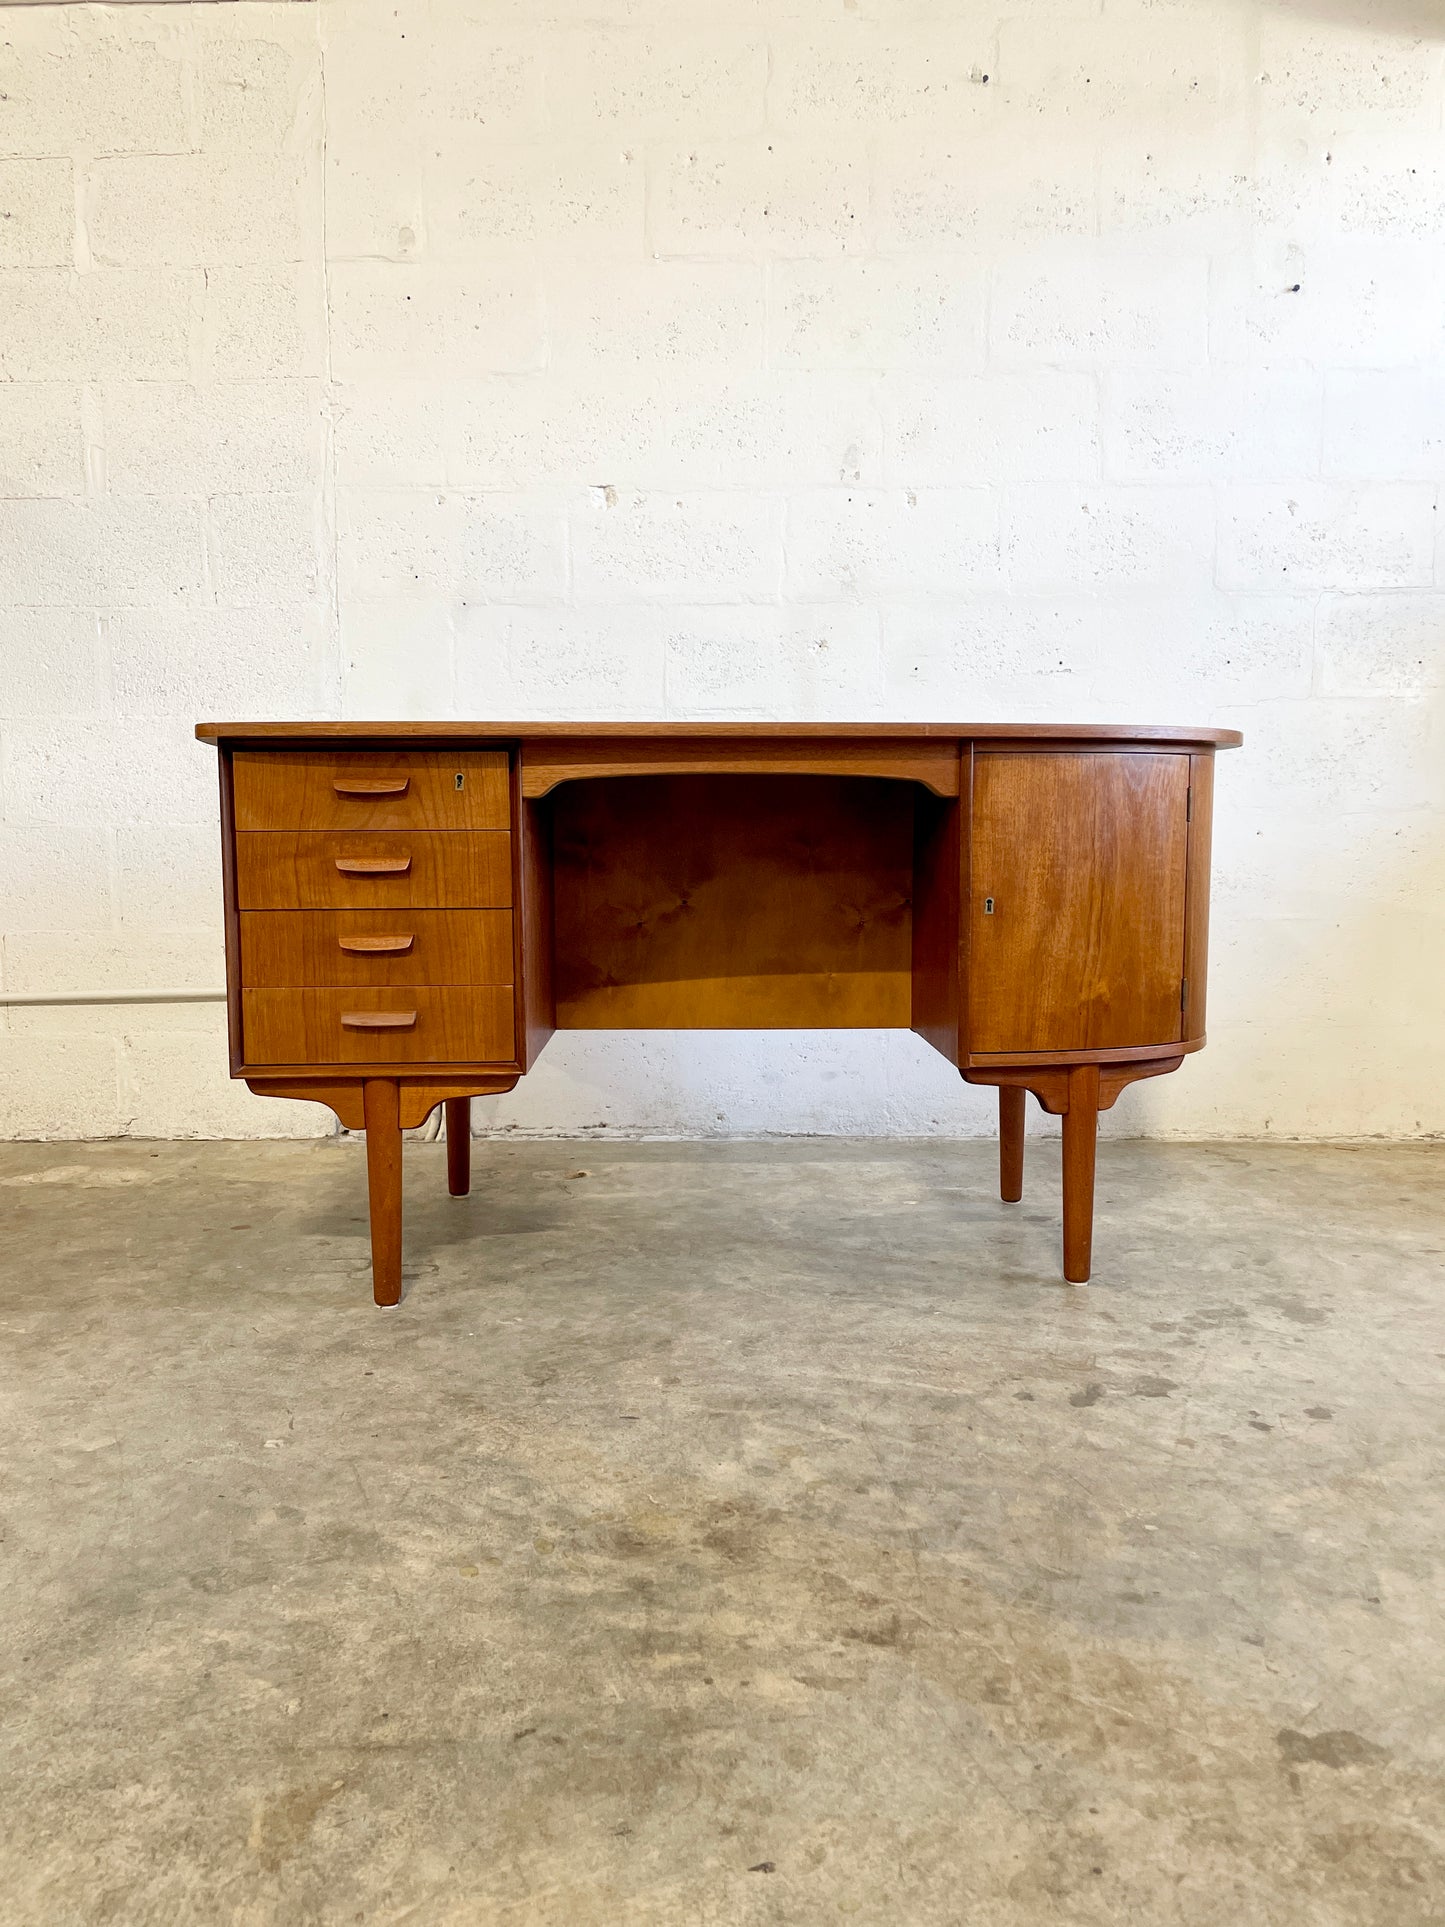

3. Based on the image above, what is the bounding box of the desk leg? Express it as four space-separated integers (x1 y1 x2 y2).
445 1096 471 1197
999 1086 1025 1203
363 1077 404 1307
1061 1064 1099 1284
964 1055 1183 1284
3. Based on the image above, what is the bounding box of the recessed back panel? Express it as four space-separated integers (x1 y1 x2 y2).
552 775 914 1029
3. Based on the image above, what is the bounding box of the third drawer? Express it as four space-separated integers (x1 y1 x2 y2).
240 909 514 988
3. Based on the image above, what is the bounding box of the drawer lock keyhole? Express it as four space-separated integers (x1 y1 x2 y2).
984 896 995 915
454 772 465 790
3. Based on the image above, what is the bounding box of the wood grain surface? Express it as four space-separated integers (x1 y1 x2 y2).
199 722 1245 749
1182 752 1215 1045
239 909 514 987
910 775 966 1065
235 831 513 909
516 789 556 1071
242 986 514 1066
363 1078 404 1306
233 749 510 832
522 736 961 798
552 775 914 1029
968 752 1190 1053
445 1097 471 1196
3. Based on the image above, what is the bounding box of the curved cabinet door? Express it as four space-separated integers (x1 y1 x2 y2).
969 751 1189 1054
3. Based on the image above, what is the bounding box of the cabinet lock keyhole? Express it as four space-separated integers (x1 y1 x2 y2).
984 896 995 915
454 772 465 790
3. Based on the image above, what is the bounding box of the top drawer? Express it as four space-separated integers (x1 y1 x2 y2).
232 750 510 833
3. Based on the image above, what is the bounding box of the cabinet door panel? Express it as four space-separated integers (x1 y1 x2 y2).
970 752 1189 1053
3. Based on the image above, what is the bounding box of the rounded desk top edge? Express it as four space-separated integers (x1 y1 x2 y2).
196 722 1244 749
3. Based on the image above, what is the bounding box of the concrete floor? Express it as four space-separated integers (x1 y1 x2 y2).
1 1137 1442 1926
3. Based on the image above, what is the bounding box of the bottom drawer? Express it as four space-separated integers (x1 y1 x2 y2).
242 987 515 1067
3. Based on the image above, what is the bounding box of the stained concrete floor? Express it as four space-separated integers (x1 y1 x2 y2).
1 1136 1443 1925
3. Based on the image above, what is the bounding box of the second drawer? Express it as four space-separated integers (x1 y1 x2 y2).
240 910 513 988
236 832 513 909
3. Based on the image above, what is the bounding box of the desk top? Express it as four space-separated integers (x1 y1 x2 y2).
197 721 1243 749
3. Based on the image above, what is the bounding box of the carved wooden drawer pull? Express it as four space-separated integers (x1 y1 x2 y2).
334 853 412 875
333 776 410 797
339 1010 418 1030
337 933 415 955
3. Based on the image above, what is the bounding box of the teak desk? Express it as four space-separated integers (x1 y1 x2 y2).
196 722 1241 1302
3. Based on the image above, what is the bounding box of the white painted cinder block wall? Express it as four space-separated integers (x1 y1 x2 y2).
0 0 1442 1143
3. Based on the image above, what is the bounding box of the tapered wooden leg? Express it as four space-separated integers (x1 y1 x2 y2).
999 1085 1025 1203
445 1096 471 1197
362 1077 403 1307
1061 1063 1100 1284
